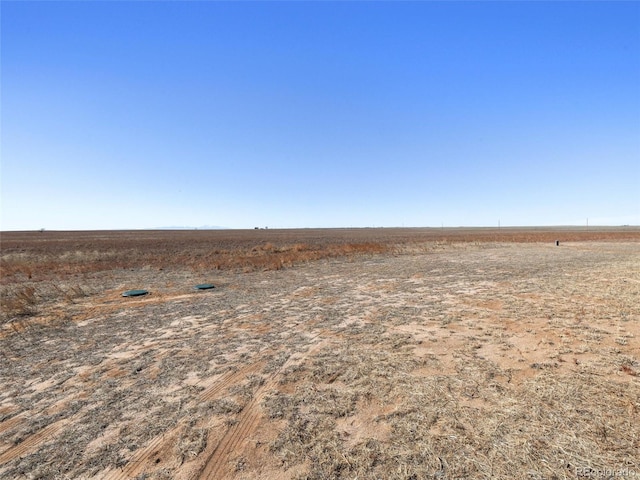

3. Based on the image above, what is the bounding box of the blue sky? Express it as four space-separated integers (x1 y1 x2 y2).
2 1 639 230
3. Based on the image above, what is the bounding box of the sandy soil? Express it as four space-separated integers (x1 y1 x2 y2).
1 241 638 479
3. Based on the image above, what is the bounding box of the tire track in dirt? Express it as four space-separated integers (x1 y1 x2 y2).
196 394 266 479
197 333 330 479
0 419 66 464
198 360 267 403
106 424 184 480
105 360 269 480
0 414 27 458
0 414 24 437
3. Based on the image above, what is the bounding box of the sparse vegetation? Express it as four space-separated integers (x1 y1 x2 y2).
0 228 638 479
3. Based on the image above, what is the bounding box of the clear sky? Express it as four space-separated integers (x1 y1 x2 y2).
2 1 639 230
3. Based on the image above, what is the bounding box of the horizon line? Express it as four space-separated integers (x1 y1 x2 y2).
2 224 638 233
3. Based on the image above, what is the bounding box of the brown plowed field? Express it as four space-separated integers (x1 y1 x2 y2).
1 228 639 479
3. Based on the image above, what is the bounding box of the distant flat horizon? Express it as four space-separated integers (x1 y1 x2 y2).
2 224 639 234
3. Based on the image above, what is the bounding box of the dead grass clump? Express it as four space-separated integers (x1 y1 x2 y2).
263 392 298 420
175 426 208 465
1 285 39 319
228 374 266 403
269 411 344 475
1 282 91 325
251 242 278 254
305 386 358 418
263 351 291 374
330 242 389 256
208 398 244 415
53 284 87 304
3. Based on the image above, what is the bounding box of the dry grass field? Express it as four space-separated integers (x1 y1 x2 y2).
1 227 639 479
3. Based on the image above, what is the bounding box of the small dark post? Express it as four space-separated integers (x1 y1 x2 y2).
555 240 560 246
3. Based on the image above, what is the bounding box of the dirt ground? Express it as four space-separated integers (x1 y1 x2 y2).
1 237 639 479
